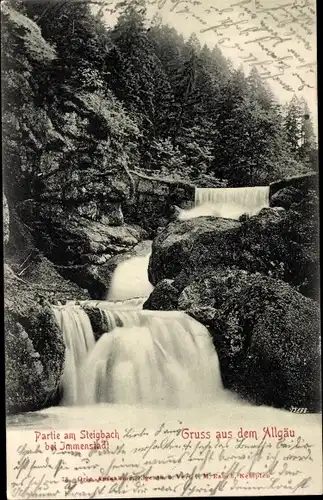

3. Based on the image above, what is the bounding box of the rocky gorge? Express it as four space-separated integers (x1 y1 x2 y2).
3 4 320 416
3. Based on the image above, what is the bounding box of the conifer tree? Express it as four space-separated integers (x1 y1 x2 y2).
284 95 303 155
298 97 317 169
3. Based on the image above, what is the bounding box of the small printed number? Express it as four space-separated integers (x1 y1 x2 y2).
290 407 308 413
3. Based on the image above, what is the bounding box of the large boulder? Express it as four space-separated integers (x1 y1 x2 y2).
269 186 303 209
177 269 320 412
148 217 240 285
148 193 319 300
143 279 180 311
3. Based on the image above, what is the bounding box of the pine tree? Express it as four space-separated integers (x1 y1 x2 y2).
211 45 232 82
210 66 303 185
284 95 303 155
247 66 275 111
211 67 251 184
171 34 205 145
147 23 186 88
298 97 317 169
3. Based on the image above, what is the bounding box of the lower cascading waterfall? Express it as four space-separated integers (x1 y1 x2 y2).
53 303 225 408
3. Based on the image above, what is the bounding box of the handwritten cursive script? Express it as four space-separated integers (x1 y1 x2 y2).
144 0 316 103
7 418 322 498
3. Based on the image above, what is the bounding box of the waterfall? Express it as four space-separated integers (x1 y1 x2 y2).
107 253 153 300
52 240 229 409
53 304 225 408
52 306 95 405
178 186 269 220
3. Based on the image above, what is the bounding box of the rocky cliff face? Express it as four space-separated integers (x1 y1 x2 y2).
4 157 91 414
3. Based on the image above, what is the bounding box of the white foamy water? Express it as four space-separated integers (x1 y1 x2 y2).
8 397 321 432
179 186 269 220
107 253 154 300
52 306 95 405
52 304 226 408
67 297 147 309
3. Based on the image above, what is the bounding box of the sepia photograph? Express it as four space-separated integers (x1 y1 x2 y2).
2 0 321 497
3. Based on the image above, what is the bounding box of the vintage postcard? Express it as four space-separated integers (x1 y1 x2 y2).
3 0 321 498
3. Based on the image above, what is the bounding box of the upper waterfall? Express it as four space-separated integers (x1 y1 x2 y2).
178 185 270 220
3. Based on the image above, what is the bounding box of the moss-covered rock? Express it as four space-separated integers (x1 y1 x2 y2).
5 264 65 414
143 279 180 311
177 269 320 412
269 186 303 209
148 216 240 285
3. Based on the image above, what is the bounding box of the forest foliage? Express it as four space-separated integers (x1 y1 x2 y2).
2 0 318 192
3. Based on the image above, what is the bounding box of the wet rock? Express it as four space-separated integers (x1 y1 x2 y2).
178 269 321 412
16 200 148 297
168 205 182 221
19 200 147 261
239 212 250 223
148 217 240 286
83 307 111 340
4 263 67 414
270 186 303 209
143 279 180 311
56 263 113 300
